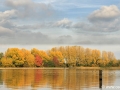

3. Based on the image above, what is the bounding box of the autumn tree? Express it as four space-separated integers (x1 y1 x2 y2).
35 55 43 67
107 51 117 67
5 48 24 67
48 50 64 66
69 46 77 66
31 48 50 61
53 56 59 67
65 46 71 66
1 57 13 67
21 49 35 67
5 48 35 67
84 48 92 66
76 46 85 66
102 51 109 66
108 51 116 61
58 46 67 63
91 49 101 66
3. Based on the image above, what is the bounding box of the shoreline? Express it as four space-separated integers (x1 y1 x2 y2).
0 67 120 69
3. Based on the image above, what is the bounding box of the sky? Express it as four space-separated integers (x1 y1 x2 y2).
0 0 120 58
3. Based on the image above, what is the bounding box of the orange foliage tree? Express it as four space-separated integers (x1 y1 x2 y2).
35 55 43 67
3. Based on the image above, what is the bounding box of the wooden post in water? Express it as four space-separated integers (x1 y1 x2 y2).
99 70 102 88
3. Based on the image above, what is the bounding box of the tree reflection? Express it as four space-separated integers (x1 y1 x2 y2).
0 69 116 90
2 69 34 89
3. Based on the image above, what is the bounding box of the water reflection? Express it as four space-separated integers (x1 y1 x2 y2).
0 69 117 90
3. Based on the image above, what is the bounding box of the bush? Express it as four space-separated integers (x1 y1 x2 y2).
43 60 55 67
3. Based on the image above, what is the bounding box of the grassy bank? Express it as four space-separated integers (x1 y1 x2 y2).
0 67 68 69
76 67 120 70
0 67 120 69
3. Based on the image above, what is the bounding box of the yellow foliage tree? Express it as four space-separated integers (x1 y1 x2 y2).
5 48 24 67
102 51 108 66
1 57 13 67
21 49 35 67
31 48 50 61
91 49 101 66
48 50 64 64
84 48 92 66
76 46 85 66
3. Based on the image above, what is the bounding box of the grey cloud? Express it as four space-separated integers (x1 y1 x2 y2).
75 41 93 44
0 26 14 36
16 18 72 30
72 22 91 31
15 16 120 33
0 20 16 29
0 30 74 44
56 35 73 44
75 33 120 45
5 0 54 19
15 32 51 44
0 31 53 44
73 21 120 32
17 24 47 30
0 25 120 45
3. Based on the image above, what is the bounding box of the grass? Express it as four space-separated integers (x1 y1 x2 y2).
0 66 120 70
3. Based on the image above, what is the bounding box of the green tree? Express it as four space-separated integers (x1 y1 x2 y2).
0 53 4 60
0 52 4 66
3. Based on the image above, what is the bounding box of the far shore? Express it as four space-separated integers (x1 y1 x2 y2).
0 67 120 69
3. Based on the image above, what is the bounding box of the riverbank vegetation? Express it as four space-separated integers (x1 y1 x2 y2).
0 46 120 67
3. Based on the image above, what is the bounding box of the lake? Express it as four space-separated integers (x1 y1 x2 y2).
0 68 120 90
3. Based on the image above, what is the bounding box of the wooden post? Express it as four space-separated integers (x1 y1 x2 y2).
99 70 102 88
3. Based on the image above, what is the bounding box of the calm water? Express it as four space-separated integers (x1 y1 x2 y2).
0 68 119 90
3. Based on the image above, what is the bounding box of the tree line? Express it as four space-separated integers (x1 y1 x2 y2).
0 46 120 67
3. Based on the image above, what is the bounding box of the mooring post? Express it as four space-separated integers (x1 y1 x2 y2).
99 70 102 88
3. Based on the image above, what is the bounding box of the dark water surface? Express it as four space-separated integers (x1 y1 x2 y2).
0 68 119 90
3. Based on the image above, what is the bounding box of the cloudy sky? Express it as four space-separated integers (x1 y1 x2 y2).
0 0 120 58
